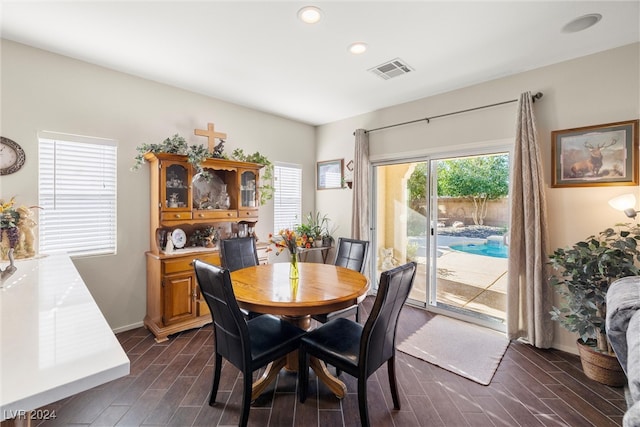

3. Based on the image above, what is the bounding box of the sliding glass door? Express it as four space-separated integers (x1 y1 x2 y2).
373 150 509 329
372 161 429 305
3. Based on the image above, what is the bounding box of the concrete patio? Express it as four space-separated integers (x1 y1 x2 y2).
403 236 508 321
434 247 507 319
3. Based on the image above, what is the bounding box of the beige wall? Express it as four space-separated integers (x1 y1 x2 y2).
316 43 640 353
0 40 317 332
3 37 639 353
378 163 413 261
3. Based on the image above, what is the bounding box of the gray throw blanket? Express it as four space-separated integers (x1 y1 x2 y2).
606 276 640 427
625 311 640 427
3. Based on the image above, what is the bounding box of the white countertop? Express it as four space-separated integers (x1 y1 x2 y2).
0 254 130 421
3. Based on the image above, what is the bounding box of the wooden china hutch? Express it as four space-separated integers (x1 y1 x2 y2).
143 152 264 342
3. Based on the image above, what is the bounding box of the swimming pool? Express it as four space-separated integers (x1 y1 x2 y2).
449 242 509 258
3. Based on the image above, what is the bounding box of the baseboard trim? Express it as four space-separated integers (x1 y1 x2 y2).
112 321 144 334
552 342 579 355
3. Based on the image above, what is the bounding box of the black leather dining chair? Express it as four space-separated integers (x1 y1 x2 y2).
312 238 369 324
219 237 260 272
298 262 417 427
219 237 260 318
193 260 306 427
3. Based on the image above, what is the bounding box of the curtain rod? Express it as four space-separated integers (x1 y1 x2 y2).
358 91 543 134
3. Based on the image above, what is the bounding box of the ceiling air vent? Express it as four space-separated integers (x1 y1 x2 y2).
369 58 414 80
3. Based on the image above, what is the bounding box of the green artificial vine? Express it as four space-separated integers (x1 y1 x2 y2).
132 135 274 205
131 133 231 174
187 144 221 176
131 134 189 170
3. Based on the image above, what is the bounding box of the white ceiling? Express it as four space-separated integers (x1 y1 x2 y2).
2 1 639 126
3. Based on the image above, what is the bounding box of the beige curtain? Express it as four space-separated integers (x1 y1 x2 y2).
506 91 553 348
352 129 370 241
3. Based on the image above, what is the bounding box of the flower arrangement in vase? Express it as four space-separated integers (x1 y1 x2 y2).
268 229 303 279
0 196 39 260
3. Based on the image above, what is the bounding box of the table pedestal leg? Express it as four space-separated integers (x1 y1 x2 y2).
250 314 310 400
249 314 347 400
309 357 347 399
251 358 287 401
281 314 312 330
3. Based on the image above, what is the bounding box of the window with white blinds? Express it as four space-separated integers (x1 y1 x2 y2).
38 132 117 256
273 163 302 232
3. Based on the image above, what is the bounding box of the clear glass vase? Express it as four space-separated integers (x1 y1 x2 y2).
290 251 299 279
290 277 299 299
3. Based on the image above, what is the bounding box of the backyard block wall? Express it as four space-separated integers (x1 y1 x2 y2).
436 198 509 227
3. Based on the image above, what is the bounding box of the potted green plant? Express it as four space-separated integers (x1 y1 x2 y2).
548 223 640 386
295 223 313 240
303 211 330 247
323 222 338 247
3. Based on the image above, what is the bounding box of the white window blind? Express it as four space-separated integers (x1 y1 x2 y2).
38 132 117 256
273 163 302 232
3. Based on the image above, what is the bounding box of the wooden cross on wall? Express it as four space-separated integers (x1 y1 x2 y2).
194 122 227 152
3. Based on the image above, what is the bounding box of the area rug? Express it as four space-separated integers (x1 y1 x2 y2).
397 315 510 385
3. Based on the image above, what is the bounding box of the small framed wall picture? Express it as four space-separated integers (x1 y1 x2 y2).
317 159 344 190
551 119 639 188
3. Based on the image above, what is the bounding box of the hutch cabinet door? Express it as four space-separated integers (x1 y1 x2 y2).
160 160 192 219
238 168 259 219
239 169 258 207
162 273 197 325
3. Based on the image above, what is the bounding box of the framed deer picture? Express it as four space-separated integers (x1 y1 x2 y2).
551 119 639 187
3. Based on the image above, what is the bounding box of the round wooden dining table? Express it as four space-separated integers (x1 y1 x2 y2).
230 262 370 400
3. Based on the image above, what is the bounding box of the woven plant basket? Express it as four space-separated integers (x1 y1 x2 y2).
576 340 626 387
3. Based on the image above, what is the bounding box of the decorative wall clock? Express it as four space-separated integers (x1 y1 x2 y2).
1 137 26 175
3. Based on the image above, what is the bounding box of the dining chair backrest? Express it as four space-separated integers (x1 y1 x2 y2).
193 259 250 371
333 238 369 274
219 237 259 272
360 261 416 377
312 238 370 325
298 261 417 426
194 259 306 427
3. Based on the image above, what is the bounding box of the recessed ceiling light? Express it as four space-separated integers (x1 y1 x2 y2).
298 6 322 24
348 42 368 55
562 13 602 33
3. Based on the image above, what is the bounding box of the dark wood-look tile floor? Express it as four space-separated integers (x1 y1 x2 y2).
33 297 626 426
